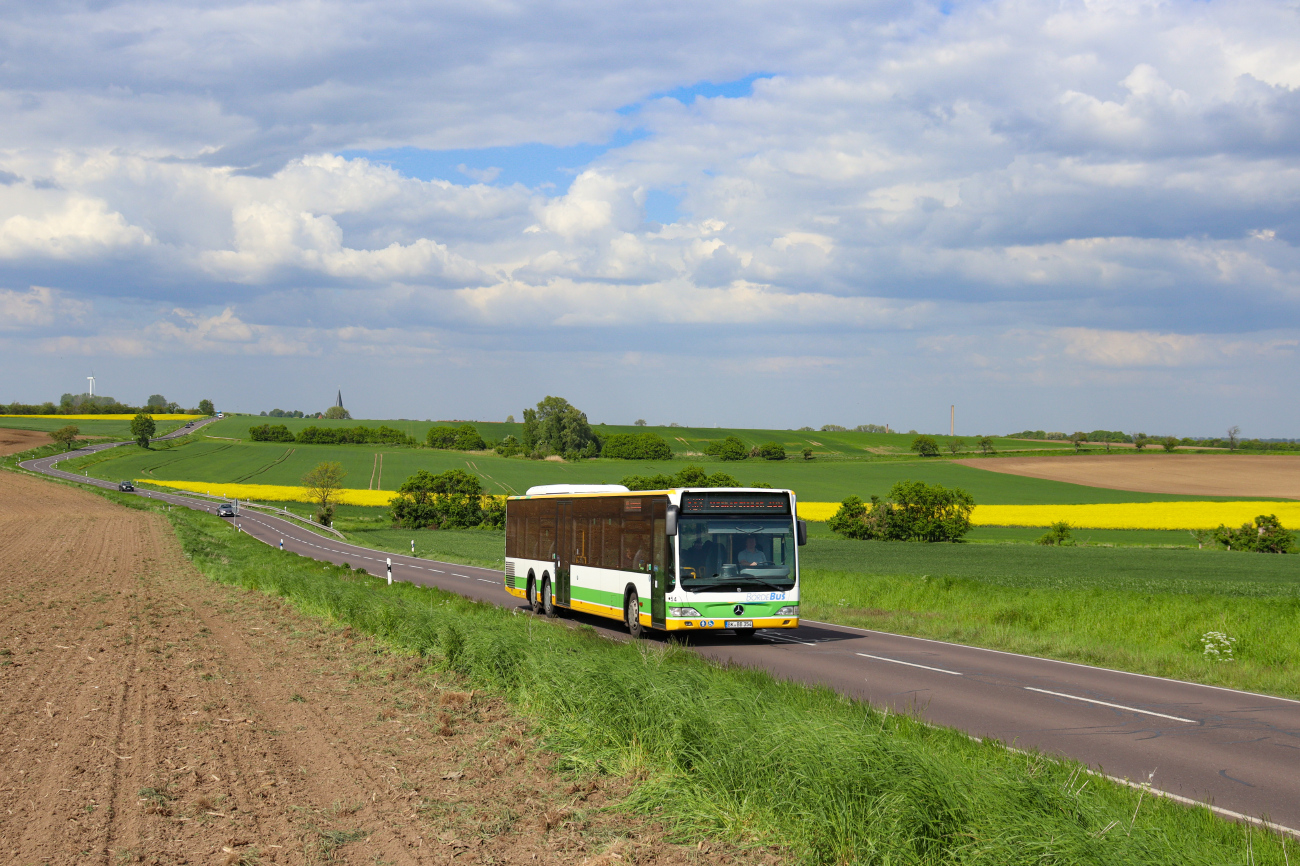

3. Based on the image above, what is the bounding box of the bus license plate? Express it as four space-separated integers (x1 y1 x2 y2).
725 620 753 629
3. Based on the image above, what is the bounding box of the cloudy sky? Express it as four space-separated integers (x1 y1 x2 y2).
2 0 1298 436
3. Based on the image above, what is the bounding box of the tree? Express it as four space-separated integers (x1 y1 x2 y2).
1227 425 1240 452
802 448 813 460
388 469 488 529
521 408 538 454
1132 433 1149 452
198 399 215 415
621 464 742 490
946 438 964 456
977 436 995 455
757 441 787 460
1071 432 1087 454
1037 521 1074 546
249 424 295 442
505 414 516 423
532 396 599 457
323 406 352 420
130 412 156 448
910 435 939 457
146 394 168 410
1161 436 1179 453
634 419 647 426
302 461 346 526
49 424 80 451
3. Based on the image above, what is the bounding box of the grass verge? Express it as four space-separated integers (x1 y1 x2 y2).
96 488 1297 865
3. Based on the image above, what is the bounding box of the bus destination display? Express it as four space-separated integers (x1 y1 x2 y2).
680 492 790 514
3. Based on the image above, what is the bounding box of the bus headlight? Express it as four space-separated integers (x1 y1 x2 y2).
669 607 702 617
776 606 799 616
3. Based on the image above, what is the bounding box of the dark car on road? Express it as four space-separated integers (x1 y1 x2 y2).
217 503 235 518
117 481 134 491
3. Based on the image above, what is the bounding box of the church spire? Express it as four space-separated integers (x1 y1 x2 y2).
336 389 343 408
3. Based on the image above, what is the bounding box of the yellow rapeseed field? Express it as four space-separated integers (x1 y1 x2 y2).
796 500 1300 529
2 414 205 421
142 483 1297 530
143 479 399 506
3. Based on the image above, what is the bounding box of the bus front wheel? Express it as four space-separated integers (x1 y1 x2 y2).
625 592 644 639
526 576 539 614
542 577 555 617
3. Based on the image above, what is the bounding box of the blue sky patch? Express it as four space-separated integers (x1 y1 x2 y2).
342 129 649 192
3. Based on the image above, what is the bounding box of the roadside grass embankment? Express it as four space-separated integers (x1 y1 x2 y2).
125 492 1294 865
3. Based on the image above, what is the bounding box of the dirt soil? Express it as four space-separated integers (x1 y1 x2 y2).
0 469 776 866
957 454 1300 499
0 428 51 456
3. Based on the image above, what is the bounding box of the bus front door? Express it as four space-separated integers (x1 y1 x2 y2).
651 500 667 629
556 500 572 608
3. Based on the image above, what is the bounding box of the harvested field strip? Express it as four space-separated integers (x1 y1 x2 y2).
231 446 296 483
155 497 1291 865
796 500 1300 528
0 413 204 420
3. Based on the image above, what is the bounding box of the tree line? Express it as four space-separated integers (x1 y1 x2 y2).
4 394 214 416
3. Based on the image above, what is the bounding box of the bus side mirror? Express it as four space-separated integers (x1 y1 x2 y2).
666 505 678 536
797 520 808 546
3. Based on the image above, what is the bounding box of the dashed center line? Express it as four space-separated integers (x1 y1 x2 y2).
1024 687 1199 724
857 652 962 676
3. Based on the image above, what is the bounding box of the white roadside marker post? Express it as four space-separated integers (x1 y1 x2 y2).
386 557 393 585
411 540 415 554
280 538 284 550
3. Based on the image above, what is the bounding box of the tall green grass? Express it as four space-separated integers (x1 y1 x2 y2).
130 494 1293 864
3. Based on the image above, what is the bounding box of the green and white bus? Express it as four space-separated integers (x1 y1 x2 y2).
504 485 805 638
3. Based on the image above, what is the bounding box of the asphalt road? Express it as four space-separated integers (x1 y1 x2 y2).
16 421 1300 836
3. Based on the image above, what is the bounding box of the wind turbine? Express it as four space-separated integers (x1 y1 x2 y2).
87 373 95 397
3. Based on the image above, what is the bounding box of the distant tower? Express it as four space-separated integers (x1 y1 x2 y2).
336 389 343 408
87 375 95 397
951 405 955 436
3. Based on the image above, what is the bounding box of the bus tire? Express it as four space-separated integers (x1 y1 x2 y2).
733 627 757 640
542 576 555 617
526 574 539 614
625 590 644 639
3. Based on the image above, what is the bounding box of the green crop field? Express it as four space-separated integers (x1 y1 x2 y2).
61 434 1233 505
114 488 1294 864
0 416 191 437
203 414 1078 458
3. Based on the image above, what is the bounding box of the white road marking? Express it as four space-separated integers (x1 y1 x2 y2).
856 652 962 676
1024 687 1198 724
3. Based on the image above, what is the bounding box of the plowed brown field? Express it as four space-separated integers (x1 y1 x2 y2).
0 428 50 455
0 470 769 866
956 454 1300 499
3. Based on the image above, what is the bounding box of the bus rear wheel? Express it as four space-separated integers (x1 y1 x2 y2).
625 592 644 639
542 578 555 617
526 577 539 614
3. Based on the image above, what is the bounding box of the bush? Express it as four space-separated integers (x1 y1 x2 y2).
601 432 673 460
427 423 485 451
389 469 496 530
703 435 749 461
622 464 743 490
297 425 416 446
828 480 974 542
757 441 786 461
910 435 939 457
248 423 295 442
1213 515 1295 553
1037 521 1074 546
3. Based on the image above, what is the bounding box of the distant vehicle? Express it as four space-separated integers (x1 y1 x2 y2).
184 422 193 428
117 481 134 491
216 412 224 418
217 503 235 517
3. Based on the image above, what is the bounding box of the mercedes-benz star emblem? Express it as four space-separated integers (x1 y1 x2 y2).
733 604 744 616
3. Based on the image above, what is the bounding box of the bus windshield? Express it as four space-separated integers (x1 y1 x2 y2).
678 517 797 592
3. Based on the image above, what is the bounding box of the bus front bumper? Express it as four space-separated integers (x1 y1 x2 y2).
664 617 799 631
